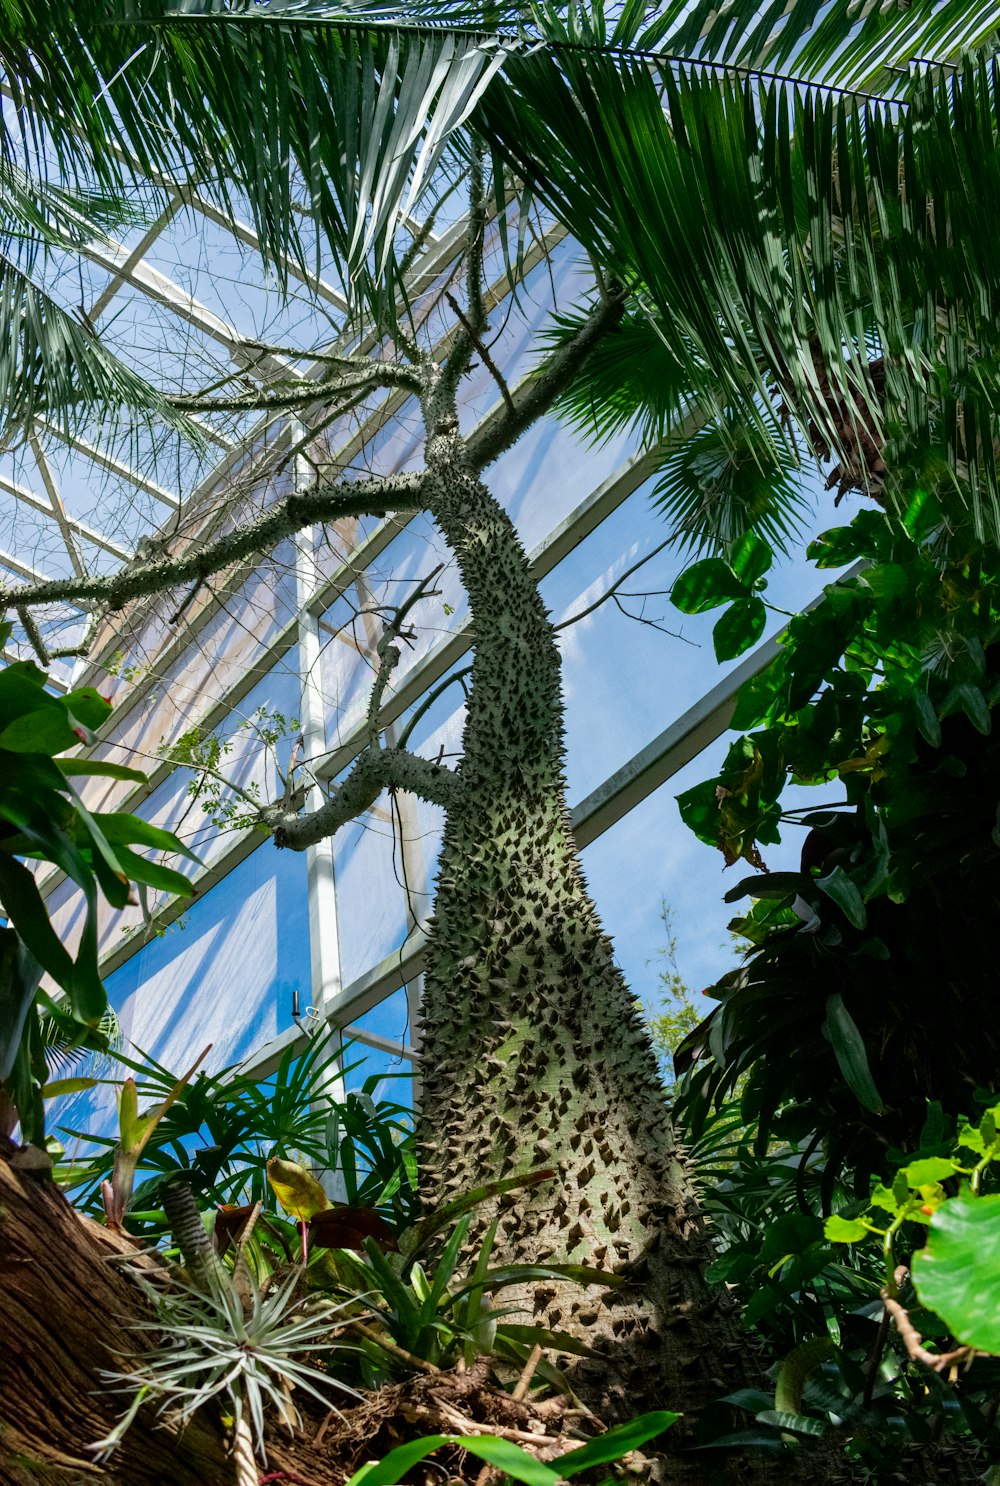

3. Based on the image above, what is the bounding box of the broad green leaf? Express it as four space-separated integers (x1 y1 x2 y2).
816 865 867 929
823 994 884 1115
730 531 773 585
95 813 201 862
713 597 767 662
670 558 748 614
958 1121 987 1154
913 1194 1000 1353
723 872 804 904
912 691 941 748
267 1156 331 1220
557 1412 679 1474
41 1076 99 1099
0 851 78 1004
947 684 992 736
346 1434 560 1486
902 1158 959 1187
774 1336 835 1416
807 525 870 569
57 760 146 784
823 1215 869 1244
0 707 81 754
0 929 42 1082
755 1410 825 1437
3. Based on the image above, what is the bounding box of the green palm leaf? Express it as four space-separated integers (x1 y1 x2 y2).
477 37 1000 539
637 0 1000 94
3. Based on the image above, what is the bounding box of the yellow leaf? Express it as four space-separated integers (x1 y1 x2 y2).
266 1157 330 1220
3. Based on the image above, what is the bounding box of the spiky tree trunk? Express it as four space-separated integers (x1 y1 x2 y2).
411 430 765 1460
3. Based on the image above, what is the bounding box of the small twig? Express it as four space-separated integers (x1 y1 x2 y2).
168 577 206 626
366 565 444 738
258 1472 322 1486
311 1407 339 1449
512 1343 544 1402
348 1319 441 1374
445 290 515 417
881 1287 977 1374
472 1344 546 1486
407 1401 557 1447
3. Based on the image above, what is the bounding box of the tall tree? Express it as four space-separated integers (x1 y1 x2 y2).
3 1 999 1476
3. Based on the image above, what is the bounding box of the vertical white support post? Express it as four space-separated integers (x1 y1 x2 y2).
292 424 347 1197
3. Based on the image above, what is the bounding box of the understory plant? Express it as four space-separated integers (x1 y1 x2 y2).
673 492 1000 1185
56 1029 417 1241
667 491 1000 1476
0 627 195 1144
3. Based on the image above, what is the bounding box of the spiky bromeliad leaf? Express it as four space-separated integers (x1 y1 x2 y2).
94 1266 360 1461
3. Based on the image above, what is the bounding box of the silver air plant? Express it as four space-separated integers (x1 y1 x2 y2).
91 1179 359 1485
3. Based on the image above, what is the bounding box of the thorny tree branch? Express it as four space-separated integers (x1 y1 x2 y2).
446 290 515 418
170 364 421 414
442 144 489 399
264 745 460 851
0 470 428 613
366 565 444 742
466 287 626 471
2 275 626 626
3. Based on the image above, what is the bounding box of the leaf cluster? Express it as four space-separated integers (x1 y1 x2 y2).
673 494 1000 1185
0 630 195 1142
57 1030 418 1237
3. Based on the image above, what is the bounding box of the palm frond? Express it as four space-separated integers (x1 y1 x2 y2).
544 303 703 446
0 252 202 443
651 413 811 558
477 42 1000 541
629 0 1000 94
0 3 530 326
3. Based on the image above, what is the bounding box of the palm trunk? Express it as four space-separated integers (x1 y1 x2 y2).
416 456 766 1464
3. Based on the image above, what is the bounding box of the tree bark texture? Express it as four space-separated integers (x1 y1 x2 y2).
413 453 772 1475
0 1141 236 1485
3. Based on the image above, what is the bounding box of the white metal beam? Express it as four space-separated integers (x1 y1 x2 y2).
38 424 181 510
28 433 86 579
0 472 130 561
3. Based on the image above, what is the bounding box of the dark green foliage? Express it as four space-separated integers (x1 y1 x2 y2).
674 496 1000 1189
676 1096 1000 1474
0 628 194 1141
340 1412 679 1486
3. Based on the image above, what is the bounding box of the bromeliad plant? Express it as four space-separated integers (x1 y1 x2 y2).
0 629 196 1144
94 1176 360 1486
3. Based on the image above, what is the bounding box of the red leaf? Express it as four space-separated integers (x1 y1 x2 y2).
309 1206 399 1252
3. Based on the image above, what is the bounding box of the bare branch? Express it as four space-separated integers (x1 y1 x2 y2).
881 1271 978 1376
467 288 626 470
0 469 428 613
442 144 489 395
445 291 515 418
265 745 460 851
553 538 675 632
366 565 444 741
171 363 421 414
